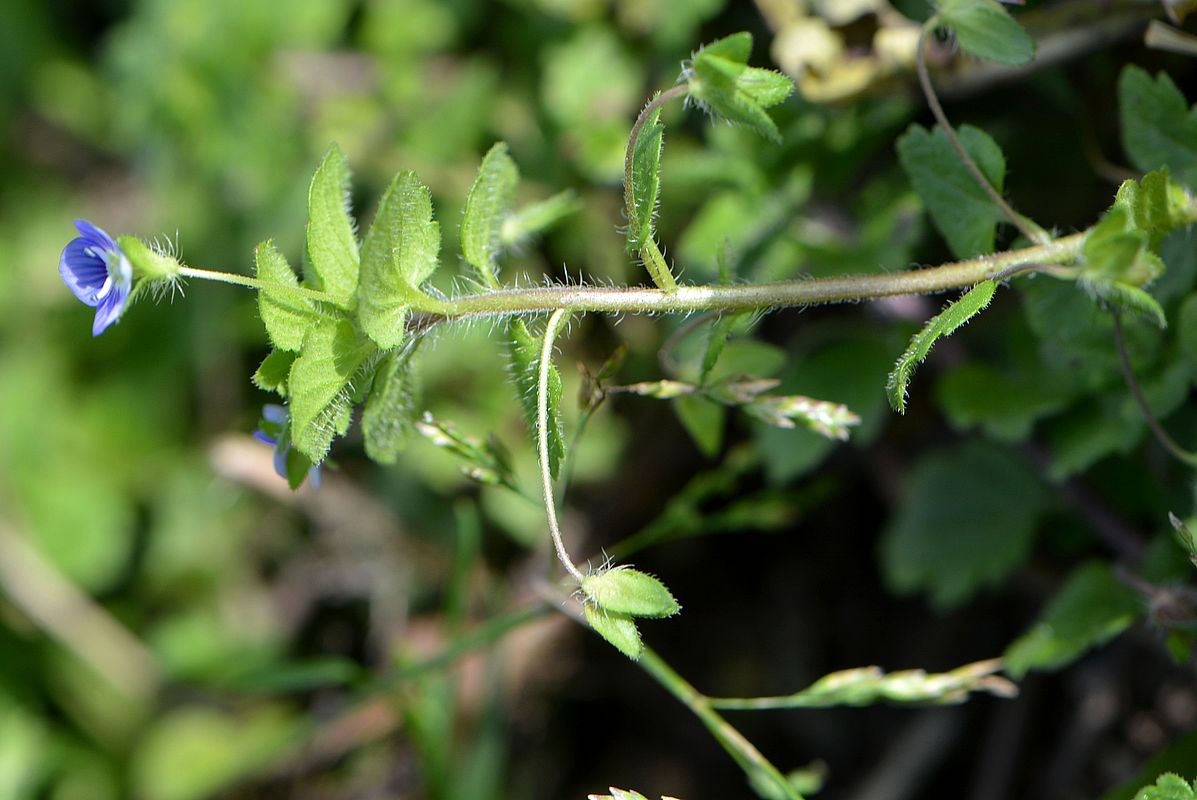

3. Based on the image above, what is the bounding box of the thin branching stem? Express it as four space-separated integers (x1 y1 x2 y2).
1112 313 1197 467
179 266 336 304
916 25 1050 246
538 308 584 582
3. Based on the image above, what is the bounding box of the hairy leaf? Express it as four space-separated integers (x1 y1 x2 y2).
357 170 440 350
688 32 793 143
361 349 419 464
1091 282 1167 329
252 349 298 396
255 241 323 352
880 442 1045 610
936 0 1035 66
1003 562 1142 678
461 141 518 286
1114 170 1192 250
1119 66 1197 191
288 319 375 462
583 605 643 660
886 280 996 413
507 319 564 479
582 567 681 618
304 143 360 305
626 104 664 255
897 124 1007 258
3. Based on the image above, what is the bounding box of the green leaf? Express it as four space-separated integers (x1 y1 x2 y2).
582 567 681 618
304 143 360 305
288 318 375 462
936 0 1036 66
626 104 664 255
252 349 297 396
1003 562 1142 679
1169 513 1197 568
500 190 580 247
361 348 419 465
461 141 518 287
886 280 996 413
1131 774 1197 800
1113 169 1192 249
1119 66 1197 191
688 32 793 143
582 605 643 660
897 124 1007 258
255 241 322 352
1091 282 1168 329
507 319 564 479
936 363 1070 442
880 442 1045 610
358 169 441 350
1179 294 1197 366
1081 205 1165 292
673 394 725 458
700 314 742 385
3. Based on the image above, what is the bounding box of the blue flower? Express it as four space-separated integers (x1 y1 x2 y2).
255 404 321 489
59 220 133 336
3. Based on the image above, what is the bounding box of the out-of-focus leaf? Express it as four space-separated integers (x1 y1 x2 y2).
880 442 1045 610
501 190 580 247
1119 66 1197 191
673 394 726 457
897 124 1007 258
936 0 1036 66
1004 562 1142 678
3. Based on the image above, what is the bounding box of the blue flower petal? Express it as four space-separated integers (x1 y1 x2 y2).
59 239 109 306
272 443 289 479
253 430 277 446
74 219 118 251
92 283 129 336
60 220 132 335
262 404 288 424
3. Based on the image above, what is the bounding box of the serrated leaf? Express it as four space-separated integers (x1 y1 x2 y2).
304 143 360 305
886 280 996 413
358 170 441 350
880 442 1045 610
582 567 681 618
583 605 643 660
897 124 1007 258
288 319 375 462
507 319 564 479
1132 774 1197 800
937 0 1036 66
461 141 519 287
1114 170 1191 250
501 190 580 246
1003 562 1142 679
689 32 792 143
255 241 323 352
626 105 664 255
361 349 419 465
1119 66 1197 191
253 349 298 396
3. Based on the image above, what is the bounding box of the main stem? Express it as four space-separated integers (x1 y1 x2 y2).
426 231 1086 320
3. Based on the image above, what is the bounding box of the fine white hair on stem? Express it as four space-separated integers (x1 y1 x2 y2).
538 308 583 583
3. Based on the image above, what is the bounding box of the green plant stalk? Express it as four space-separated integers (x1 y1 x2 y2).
178 266 336 304
429 231 1088 320
538 309 584 582
637 645 804 800
916 24 1050 246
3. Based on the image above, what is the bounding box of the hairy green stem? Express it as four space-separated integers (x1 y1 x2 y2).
179 266 336 304
637 646 804 800
423 231 1086 320
917 25 1050 246
538 309 584 582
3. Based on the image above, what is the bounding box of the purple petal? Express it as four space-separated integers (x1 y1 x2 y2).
272 443 289 480
262 404 288 424
73 220 118 251
91 283 129 336
253 430 277 446
59 239 109 306
307 465 322 489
